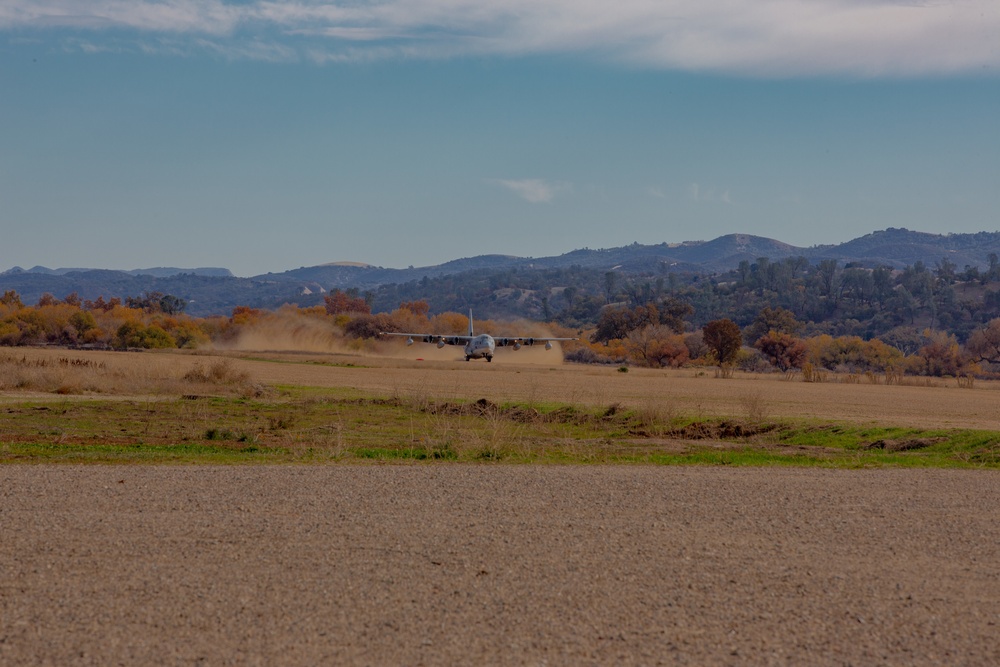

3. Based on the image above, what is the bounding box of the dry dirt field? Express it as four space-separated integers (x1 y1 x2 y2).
2 347 1000 665
2 465 998 665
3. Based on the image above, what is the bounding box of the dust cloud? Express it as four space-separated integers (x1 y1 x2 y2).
377 339 564 365
215 313 349 354
211 310 565 365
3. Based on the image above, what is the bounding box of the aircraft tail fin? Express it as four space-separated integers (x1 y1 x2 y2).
468 309 474 336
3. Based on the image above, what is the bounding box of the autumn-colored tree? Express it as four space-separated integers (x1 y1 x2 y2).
744 307 802 345
36 293 59 307
431 312 471 335
83 296 121 312
916 330 968 377
0 320 20 345
626 326 689 368
231 305 262 320
860 339 905 373
113 322 176 349
702 319 743 367
324 289 370 315
591 307 634 343
69 310 98 338
399 300 430 318
684 331 707 361
755 331 807 371
169 319 210 348
63 292 82 307
125 292 162 312
658 297 694 334
591 302 680 344
966 319 1000 364
344 313 400 339
0 290 23 308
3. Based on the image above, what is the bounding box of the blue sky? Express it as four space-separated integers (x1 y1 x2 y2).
2 1 999 277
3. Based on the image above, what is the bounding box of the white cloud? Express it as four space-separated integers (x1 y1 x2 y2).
688 182 733 204
492 178 569 203
3 1 1000 76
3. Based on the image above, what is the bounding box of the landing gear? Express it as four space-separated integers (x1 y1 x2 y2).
465 355 471 362
486 355 493 363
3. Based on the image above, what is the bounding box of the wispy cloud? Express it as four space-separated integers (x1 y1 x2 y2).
491 178 569 203
3 1 1000 75
688 183 732 204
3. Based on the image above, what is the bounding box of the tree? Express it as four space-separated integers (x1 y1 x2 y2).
603 271 619 303
626 326 689 368
324 289 370 315
935 257 957 285
0 290 22 308
591 303 669 344
702 319 742 367
917 330 967 377
591 307 636 343
658 297 694 333
83 296 121 312
158 294 187 315
399 300 430 318
966 319 1000 364
113 322 176 349
755 331 807 371
814 259 838 297
69 310 98 338
344 314 399 339
744 306 801 345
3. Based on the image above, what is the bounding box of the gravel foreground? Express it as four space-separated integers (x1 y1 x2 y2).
1 466 998 666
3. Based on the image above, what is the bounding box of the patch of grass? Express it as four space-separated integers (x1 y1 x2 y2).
0 442 287 464
241 356 369 369
1 392 999 467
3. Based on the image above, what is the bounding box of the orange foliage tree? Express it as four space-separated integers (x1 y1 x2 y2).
626 326 690 368
324 289 370 315
755 331 807 371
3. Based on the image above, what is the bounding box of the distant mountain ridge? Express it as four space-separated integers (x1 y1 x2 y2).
3 266 233 279
4 228 1000 316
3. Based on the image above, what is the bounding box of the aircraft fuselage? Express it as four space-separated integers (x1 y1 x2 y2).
465 334 496 361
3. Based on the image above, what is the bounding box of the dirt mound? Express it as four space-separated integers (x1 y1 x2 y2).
427 398 542 423
863 437 947 452
671 419 782 440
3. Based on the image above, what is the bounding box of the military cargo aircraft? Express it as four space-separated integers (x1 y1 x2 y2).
380 310 576 362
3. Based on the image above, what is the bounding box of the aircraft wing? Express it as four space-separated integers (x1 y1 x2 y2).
492 335 577 347
379 332 473 346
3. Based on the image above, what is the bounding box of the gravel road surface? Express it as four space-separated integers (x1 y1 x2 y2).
2 466 998 665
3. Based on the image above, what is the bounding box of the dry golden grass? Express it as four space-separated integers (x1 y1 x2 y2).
0 348 264 399
3 346 1000 430
213 350 1000 430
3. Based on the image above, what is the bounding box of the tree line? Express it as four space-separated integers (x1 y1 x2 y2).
5 266 1000 379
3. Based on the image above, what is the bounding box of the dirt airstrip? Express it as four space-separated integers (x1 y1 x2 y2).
2 466 999 666
6 345 1000 429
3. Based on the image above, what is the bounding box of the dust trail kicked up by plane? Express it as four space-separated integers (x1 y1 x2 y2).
380 310 576 363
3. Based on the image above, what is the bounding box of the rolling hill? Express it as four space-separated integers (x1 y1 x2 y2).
4 228 999 316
